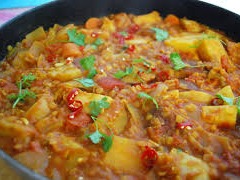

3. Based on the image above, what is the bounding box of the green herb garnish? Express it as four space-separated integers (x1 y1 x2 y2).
151 27 169 41
8 74 36 108
67 29 86 46
138 92 158 109
114 67 133 79
79 55 97 78
92 38 104 49
75 78 95 87
170 52 186 70
236 97 240 114
216 94 234 105
89 97 110 117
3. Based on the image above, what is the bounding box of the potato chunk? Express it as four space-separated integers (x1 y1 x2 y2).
25 27 46 44
103 136 143 174
217 85 234 98
197 39 228 64
165 33 203 59
48 64 82 81
74 90 113 114
26 94 57 122
179 90 213 103
171 149 210 180
181 19 203 33
201 105 237 128
133 11 161 26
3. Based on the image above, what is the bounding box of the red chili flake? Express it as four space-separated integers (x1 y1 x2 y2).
151 67 157 71
176 121 193 130
68 100 83 112
67 88 79 102
91 32 99 38
157 54 170 64
128 24 140 34
158 71 170 82
210 97 224 106
127 44 135 53
141 146 158 169
124 33 134 40
140 83 157 90
79 46 85 51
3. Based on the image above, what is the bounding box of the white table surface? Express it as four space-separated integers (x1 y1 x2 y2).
200 0 240 15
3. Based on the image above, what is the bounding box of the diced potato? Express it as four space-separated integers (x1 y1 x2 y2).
85 17 102 29
197 39 228 64
165 33 204 60
62 43 82 58
133 11 161 26
25 27 46 43
26 94 56 122
201 105 237 128
103 136 143 174
170 149 210 180
48 64 82 81
97 100 128 134
74 90 113 114
179 90 213 103
101 17 115 32
0 117 35 137
12 51 35 69
181 19 203 33
56 24 75 41
29 41 45 58
217 85 234 98
47 132 89 160
35 113 64 133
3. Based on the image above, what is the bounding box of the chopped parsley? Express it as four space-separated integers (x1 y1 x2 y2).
67 29 86 46
151 27 169 41
138 92 158 109
8 74 36 108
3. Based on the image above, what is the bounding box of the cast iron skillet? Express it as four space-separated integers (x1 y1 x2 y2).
0 0 239 179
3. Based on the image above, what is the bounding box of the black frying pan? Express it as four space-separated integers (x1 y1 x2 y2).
0 0 239 179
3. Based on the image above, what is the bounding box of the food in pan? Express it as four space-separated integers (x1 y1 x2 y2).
0 11 240 179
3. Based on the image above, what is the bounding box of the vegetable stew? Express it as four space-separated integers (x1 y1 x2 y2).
0 11 240 179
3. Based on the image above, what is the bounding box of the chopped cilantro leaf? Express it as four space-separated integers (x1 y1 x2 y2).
170 52 186 70
101 134 113 152
216 94 234 105
88 130 103 144
133 58 144 64
67 29 86 46
79 55 97 78
138 92 158 109
8 74 36 108
114 67 133 79
89 97 110 117
79 55 96 70
92 38 104 49
75 78 95 87
151 27 169 41
87 68 97 79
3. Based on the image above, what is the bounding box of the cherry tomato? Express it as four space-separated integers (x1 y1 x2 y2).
127 44 135 53
67 111 92 129
97 76 125 90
